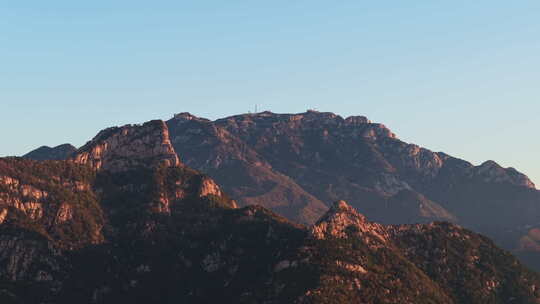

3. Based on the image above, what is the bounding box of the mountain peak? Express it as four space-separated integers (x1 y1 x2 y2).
480 160 500 168
72 120 180 172
172 112 209 123
23 144 77 161
317 200 367 224
312 201 367 238
332 199 358 213
215 110 396 139
472 160 535 188
311 200 389 245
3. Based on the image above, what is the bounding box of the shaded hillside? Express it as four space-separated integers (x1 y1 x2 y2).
23 144 76 161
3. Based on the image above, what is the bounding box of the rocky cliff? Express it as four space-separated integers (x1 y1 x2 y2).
72 120 180 172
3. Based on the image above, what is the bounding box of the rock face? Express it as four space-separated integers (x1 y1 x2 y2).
72 120 180 172
311 200 384 242
23 144 77 161
0 158 104 249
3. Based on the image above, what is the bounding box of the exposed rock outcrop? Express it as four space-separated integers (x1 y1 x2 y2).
0 158 104 249
72 120 180 172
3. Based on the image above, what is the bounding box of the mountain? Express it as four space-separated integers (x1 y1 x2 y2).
4 119 540 303
166 112 328 225
22 111 540 270
162 111 540 270
305 201 540 303
23 144 77 161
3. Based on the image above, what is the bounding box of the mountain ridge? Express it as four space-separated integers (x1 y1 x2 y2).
21 110 540 271
4 115 540 302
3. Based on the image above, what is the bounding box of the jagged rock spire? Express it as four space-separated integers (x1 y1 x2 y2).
311 200 387 244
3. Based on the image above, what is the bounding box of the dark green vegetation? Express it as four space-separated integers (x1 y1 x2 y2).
390 222 540 304
299 236 452 303
1 157 540 303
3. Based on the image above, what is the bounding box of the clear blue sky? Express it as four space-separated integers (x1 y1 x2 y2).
1 1 539 185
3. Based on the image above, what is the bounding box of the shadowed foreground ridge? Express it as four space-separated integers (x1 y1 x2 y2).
3 120 540 303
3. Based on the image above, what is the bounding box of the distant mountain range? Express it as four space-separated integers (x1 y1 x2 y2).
23 144 76 161
3 110 538 303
